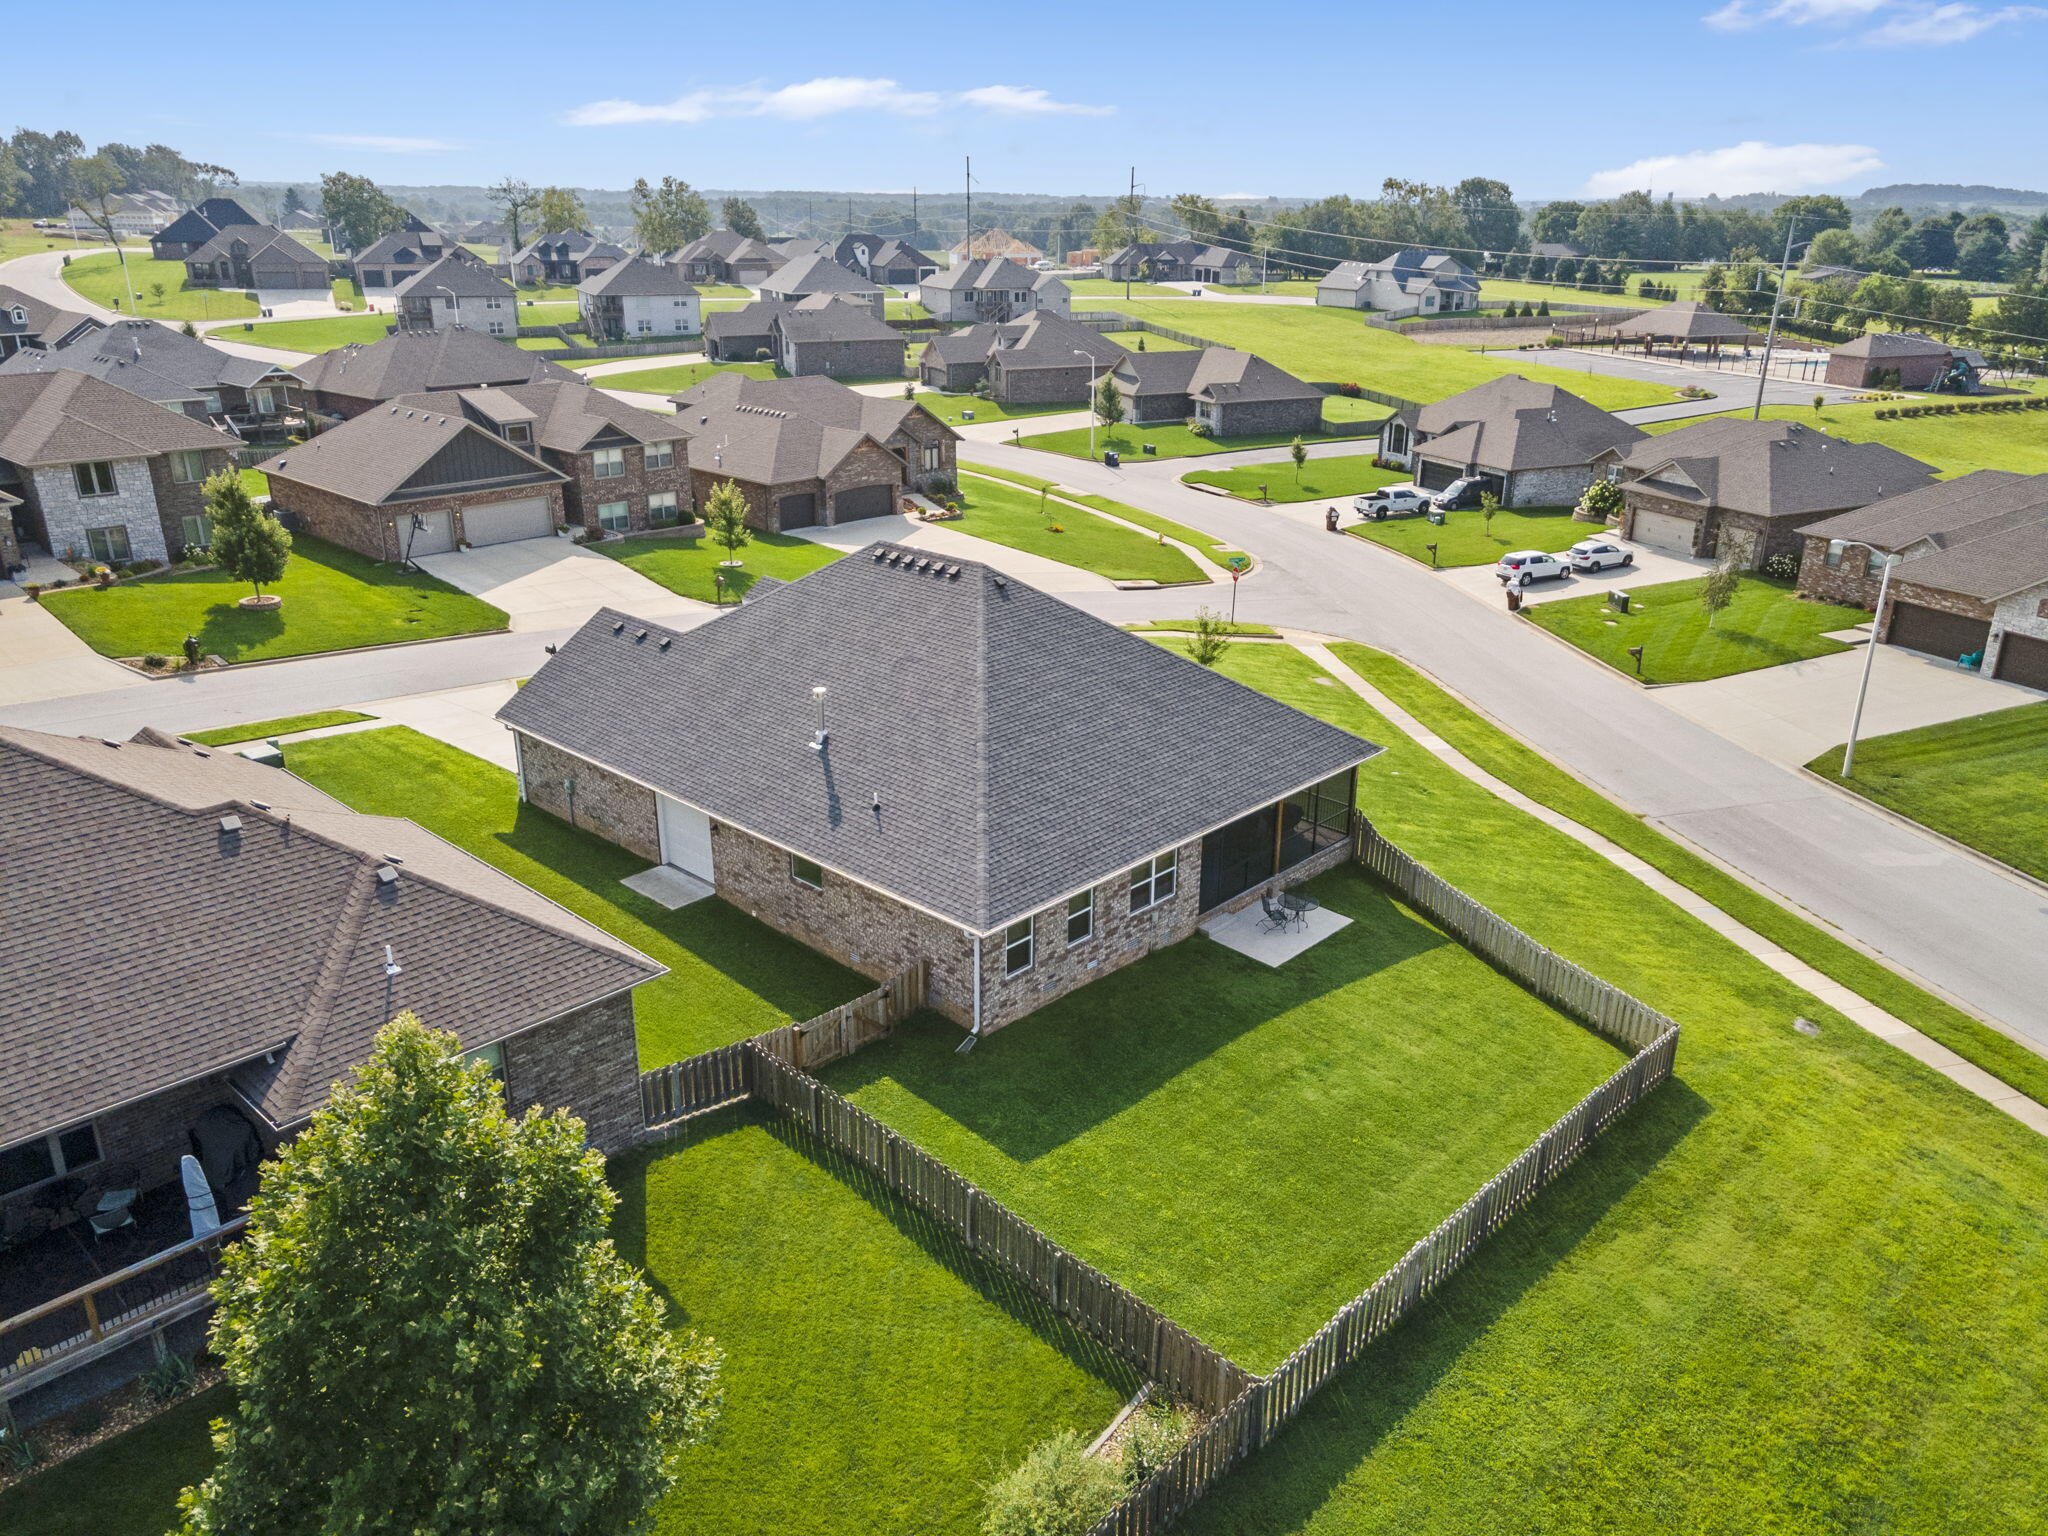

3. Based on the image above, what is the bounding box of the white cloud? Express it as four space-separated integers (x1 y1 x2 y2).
1705 0 1887 25
309 133 458 154
1701 0 2042 40
1581 141 1884 198
1862 2 2044 42
564 77 1109 127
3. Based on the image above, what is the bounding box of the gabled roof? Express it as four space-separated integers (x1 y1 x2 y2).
1890 520 2048 601
1399 376 1645 473
0 319 295 407
676 229 756 262
921 256 1056 294
0 725 660 1143
1531 242 1588 260
980 309 1113 371
399 379 678 453
511 229 624 263
0 284 99 348
759 252 880 299
1798 470 2048 551
774 297 901 345
293 327 581 404
580 255 699 298
394 252 515 301
498 548 1377 932
0 369 240 467
1831 329 1957 359
664 372 949 484
1317 250 1479 297
867 238 938 271
1115 346 1321 406
1612 418 1937 518
702 300 782 347
154 198 261 248
353 229 451 266
1612 300 1762 343
947 228 1044 261
259 399 566 503
189 223 328 268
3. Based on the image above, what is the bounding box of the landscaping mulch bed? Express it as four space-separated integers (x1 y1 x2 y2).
0 1362 223 1493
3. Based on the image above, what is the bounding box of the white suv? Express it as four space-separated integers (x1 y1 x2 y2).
1495 550 1571 586
1566 538 1634 572
1353 484 1432 519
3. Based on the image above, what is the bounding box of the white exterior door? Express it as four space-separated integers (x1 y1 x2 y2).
657 795 714 881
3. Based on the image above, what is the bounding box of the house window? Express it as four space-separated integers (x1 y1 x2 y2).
646 440 676 471
593 447 626 479
922 444 944 471
73 460 116 497
86 525 132 564
636 318 653 335
598 500 630 532
251 387 276 414
199 390 223 415
790 854 824 889
1824 540 1845 568
0 1122 100 1198
505 423 532 445
169 449 207 484
464 1041 507 1090
1130 851 1178 913
485 297 503 310
1004 917 1034 976
487 321 507 336
648 491 679 524
1066 889 1094 945
181 514 212 551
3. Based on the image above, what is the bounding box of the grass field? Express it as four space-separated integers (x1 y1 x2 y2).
946 471 1205 583
39 535 508 663
62 251 258 320
960 460 1242 561
0 222 133 263
1108 330 1199 351
1072 300 1684 411
330 276 365 312
511 282 579 302
910 392 1083 428
1017 419 1366 462
1807 702 2048 884
1126 618 1278 635
1184 455 1405 503
1353 505 1584 566
185 709 374 745
1641 397 2048 478
1061 277 1190 297
286 728 868 1063
595 527 841 601
596 359 780 394
0 1387 227 1536
1525 573 1868 683
209 311 390 352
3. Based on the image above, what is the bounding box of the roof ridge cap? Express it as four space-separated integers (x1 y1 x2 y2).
274 859 381 1114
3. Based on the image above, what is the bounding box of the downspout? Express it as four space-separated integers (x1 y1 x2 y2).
958 927 983 1053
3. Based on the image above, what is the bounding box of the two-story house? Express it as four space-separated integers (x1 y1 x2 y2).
352 228 455 291
757 253 886 317
149 197 264 261
290 328 583 422
578 257 701 342
917 258 1070 324
0 320 304 442
0 285 100 361
507 231 626 286
394 254 520 335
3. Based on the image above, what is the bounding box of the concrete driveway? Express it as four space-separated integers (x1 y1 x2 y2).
414 538 708 631
1435 538 1711 609
0 583 148 707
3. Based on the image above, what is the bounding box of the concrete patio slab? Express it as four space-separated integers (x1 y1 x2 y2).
1201 900 1353 967
621 864 715 909
415 539 710 632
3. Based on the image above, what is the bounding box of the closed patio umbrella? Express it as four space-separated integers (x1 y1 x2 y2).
181 1153 221 1239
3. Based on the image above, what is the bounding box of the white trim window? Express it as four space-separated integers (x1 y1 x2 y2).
598 500 631 533
1129 851 1178 913
1003 917 1035 976
645 440 676 471
169 448 207 484
0 1122 101 1198
648 491 679 524
181 513 212 551
593 446 627 479
86 525 133 564
1066 888 1094 945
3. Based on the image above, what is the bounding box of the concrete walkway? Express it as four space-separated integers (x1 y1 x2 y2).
226 679 524 772
1290 635 2048 1136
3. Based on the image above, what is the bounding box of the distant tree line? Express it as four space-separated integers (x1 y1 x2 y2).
0 128 234 217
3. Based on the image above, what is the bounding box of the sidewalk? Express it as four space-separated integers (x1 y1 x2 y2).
0 583 149 708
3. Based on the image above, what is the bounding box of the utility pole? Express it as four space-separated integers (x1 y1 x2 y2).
1752 217 1803 420
1125 165 1137 301
911 187 919 247
846 194 854 237
963 156 972 267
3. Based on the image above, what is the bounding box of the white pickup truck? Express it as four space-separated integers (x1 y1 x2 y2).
1352 483 1433 519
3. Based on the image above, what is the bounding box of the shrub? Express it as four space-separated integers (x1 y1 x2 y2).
126 558 160 575
22 582 40 601
0 1427 40 1474
983 1432 1127 1536
68 1402 108 1439
1542 334 1564 348
1120 1404 1195 1484
1762 553 1798 580
142 653 168 670
1187 422 1211 438
141 1350 196 1404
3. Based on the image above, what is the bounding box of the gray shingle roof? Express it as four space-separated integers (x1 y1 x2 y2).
189 223 327 269
774 297 900 345
580 255 699 298
759 253 879 299
1613 300 1763 343
663 372 944 484
511 230 626 264
259 401 564 504
1885 514 2048 601
0 284 98 349
0 725 659 1143
1830 330 1956 359
1614 418 1937 518
1316 251 1479 297
0 318 294 407
293 328 581 404
499 549 1378 931
920 256 1045 294
1798 470 2047 550
1399 376 1645 473
1116 346 1321 406
399 379 678 453
0 369 241 467
394 252 514 300
353 229 451 266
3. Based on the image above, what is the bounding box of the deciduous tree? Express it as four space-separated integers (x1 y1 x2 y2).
318 171 406 253
487 177 536 250
721 197 764 241
1186 607 1232 668
630 177 711 254
1094 373 1125 432
705 479 754 573
534 185 589 233
1700 559 1741 630
202 471 290 594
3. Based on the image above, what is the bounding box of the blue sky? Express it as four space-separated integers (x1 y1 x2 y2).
14 0 2048 198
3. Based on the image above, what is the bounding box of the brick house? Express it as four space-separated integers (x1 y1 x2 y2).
1824 331 1982 392
351 227 455 291
183 225 330 292
854 237 940 287
918 257 1070 324
917 309 1112 403
1593 418 1937 568
0 318 304 441
393 253 519 335
1796 470 2048 687
0 370 239 568
148 197 264 261
701 297 905 378
1381 376 1645 508
497 547 1376 1036
290 328 584 422
1316 251 1479 312
670 230 786 286
666 372 958 530
507 231 626 286
757 253 885 317
1108 346 1326 436
578 256 701 342
1101 241 1255 286
0 284 100 361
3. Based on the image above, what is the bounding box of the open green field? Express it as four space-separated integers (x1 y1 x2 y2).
1526 573 1869 683
0 222 133 263
960 460 1241 562
62 251 258 319
1641 397 2048 478
1807 702 2048 884
39 535 507 663
947 471 1205 583
185 709 374 745
1184 455 1404 503
1073 300 1684 410
1353 505 1584 566
1062 277 1189 298
1017 419 1368 462
596 527 841 602
209 311 391 352
597 359 779 394
286 728 867 1063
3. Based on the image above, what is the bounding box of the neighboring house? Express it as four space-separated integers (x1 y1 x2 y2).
0 285 100 360
578 256 702 342
183 225 330 292
671 230 787 286
387 380 689 537
1530 242 1589 261
1107 347 1325 437
1611 300 1763 355
702 301 781 365
393 254 520 335
0 319 303 440
1316 251 1479 312
0 370 240 565
148 197 264 261
1101 242 1255 286
1802 264 1869 285
665 371 957 527
770 296 904 379
1825 331 1983 392
497 547 1377 1034
917 257 1070 323
946 229 1044 264
917 309 1111 404
64 189 179 240
1381 376 1645 507
352 228 455 290
258 401 570 561
758 253 885 316
328 208 440 257
507 231 626 286
1796 471 2048 687
860 238 940 287
291 328 582 421
1594 418 1938 568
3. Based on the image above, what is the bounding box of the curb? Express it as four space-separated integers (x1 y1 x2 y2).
1795 763 2048 900
112 623 520 679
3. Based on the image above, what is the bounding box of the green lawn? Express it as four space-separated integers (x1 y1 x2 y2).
1062 277 1190 298
0 1387 227 1536
210 312 391 353
615 1112 1136 1535
514 301 579 326
598 359 780 395
884 300 931 322
1072 300 1683 411
1525 573 1868 683
1108 330 1199 351
1352 505 1585 567
62 251 258 320
1184 455 1405 504
595 528 842 602
38 535 508 663
960 460 1242 561
1017 419 1366 462
1126 619 1278 636
330 276 366 312
909 392 1083 428
691 282 750 298
1641 398 2048 478
512 282 580 302
185 709 373 746
945 471 1205 584
1807 702 2048 885
285 728 869 1062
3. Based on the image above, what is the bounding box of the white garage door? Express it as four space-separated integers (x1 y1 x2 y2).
462 497 555 547
1630 509 1697 557
657 794 715 882
399 509 455 557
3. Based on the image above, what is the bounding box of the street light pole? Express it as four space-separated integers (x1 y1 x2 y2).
1841 545 1898 778
1074 349 1098 460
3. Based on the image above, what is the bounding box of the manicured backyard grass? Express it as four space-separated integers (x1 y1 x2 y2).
595 527 842 601
1525 573 1867 683
185 708 374 745
598 359 780 394
1641 397 2048 478
884 300 931 321
1352 505 1584 567
1807 702 2048 884
61 251 259 320
910 392 1083 428
513 301 579 325
209 311 392 353
1107 330 1198 351
692 282 750 298
512 282 579 301
961 460 1241 562
1061 277 1189 297
1184 455 1405 503
947 471 1205 583
38 535 508 663
615 1112 1136 1535
0 1387 227 1536
284 728 869 1063
330 276 366 311
1074 300 1682 411
1017 419 1364 462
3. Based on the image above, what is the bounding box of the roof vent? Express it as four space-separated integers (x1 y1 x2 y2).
659 635 672 650
612 619 625 634
218 814 242 835
635 629 647 642
250 800 271 811
383 853 405 864
992 575 1008 589
376 863 399 885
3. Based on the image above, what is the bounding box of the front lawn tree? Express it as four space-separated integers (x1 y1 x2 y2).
202 470 290 597
175 1016 721 1536
1700 559 1741 629
535 185 589 233
705 478 754 571
1094 374 1125 432
1479 489 1500 540
1187 606 1232 668
1289 436 1308 485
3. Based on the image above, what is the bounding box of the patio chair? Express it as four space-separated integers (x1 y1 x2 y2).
1260 892 1305 932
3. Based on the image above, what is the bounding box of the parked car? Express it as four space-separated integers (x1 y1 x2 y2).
1495 550 1572 586
1353 484 1432 519
1566 538 1634 572
1431 476 1494 512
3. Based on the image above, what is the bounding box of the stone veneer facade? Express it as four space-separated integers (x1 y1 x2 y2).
17 448 232 565
266 477 567 562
